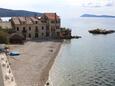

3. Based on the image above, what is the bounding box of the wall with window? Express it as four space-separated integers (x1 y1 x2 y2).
14 23 47 39
47 19 61 38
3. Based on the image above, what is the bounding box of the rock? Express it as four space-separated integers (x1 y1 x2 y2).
89 29 115 34
61 36 81 39
46 82 49 85
2 63 6 67
5 75 10 80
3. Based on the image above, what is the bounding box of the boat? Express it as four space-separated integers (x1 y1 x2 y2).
9 51 20 56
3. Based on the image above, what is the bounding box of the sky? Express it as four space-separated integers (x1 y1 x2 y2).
0 0 115 20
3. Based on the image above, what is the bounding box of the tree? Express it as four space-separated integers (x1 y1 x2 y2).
0 30 8 44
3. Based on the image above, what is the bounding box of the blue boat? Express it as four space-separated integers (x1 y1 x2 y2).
9 51 20 56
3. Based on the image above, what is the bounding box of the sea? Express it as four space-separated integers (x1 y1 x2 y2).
48 17 115 86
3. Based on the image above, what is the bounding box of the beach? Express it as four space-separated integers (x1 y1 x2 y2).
8 40 62 86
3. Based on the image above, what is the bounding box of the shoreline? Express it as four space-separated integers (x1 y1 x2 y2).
44 42 64 86
40 42 62 86
8 40 62 86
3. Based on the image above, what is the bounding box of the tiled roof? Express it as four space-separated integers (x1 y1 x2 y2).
12 17 20 24
19 17 26 22
30 17 39 22
11 17 41 25
44 13 60 20
11 13 60 25
25 17 33 24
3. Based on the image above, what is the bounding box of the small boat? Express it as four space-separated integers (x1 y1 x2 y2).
9 51 20 56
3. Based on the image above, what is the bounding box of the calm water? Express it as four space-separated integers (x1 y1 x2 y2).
48 18 115 86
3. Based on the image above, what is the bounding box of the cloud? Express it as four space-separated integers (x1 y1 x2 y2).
105 3 113 6
0 0 114 9
82 0 113 7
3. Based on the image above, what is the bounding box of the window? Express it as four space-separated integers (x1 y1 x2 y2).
17 27 19 31
57 20 60 23
29 27 31 31
46 26 49 30
35 21 37 24
35 33 38 38
42 33 44 36
23 27 25 31
51 26 55 31
42 26 44 30
51 21 55 23
22 27 26 33
28 34 31 38
35 26 38 32
57 32 60 36
56 26 60 29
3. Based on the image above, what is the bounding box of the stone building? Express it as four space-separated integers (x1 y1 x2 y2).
0 17 12 29
44 13 61 38
11 13 61 39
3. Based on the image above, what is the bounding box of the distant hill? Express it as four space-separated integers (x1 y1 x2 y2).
0 8 42 17
81 14 115 18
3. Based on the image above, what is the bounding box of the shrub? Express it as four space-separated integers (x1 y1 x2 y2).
0 30 9 44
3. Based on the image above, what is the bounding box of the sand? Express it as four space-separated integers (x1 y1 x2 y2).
8 40 62 86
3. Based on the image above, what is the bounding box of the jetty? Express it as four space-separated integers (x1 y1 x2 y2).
89 29 115 34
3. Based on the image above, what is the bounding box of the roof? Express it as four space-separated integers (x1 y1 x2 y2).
19 17 26 22
10 33 24 39
12 17 20 24
44 13 60 20
11 13 60 25
30 17 39 22
25 17 33 24
11 17 42 25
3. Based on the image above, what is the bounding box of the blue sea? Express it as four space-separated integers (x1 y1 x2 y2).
48 17 115 86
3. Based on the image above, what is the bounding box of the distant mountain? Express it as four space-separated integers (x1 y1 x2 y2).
0 8 42 17
81 14 115 18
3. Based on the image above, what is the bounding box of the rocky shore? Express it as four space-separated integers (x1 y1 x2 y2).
89 29 115 34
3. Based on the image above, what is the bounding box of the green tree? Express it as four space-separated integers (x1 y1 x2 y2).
0 30 8 44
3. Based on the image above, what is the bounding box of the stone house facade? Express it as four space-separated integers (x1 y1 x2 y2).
11 13 61 39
